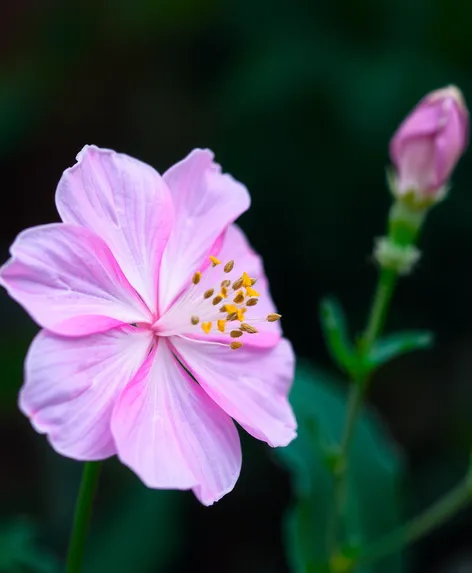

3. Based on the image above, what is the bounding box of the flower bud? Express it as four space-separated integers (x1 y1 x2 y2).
389 85 469 203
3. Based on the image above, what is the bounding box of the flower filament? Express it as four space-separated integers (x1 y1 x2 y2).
152 256 281 347
188 256 280 349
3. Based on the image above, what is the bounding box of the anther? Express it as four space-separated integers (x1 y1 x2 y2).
233 290 245 304
246 298 258 307
212 295 223 305
217 319 226 333
230 330 243 338
209 256 221 267
191 315 199 325
236 308 246 321
204 289 214 299
246 286 260 297
241 272 252 287
227 312 238 321
240 323 258 334
230 341 243 350
220 286 228 298
192 271 201 284
201 321 212 334
251 278 257 285
267 313 282 322
221 279 231 288
222 304 237 314
224 260 235 273
232 277 244 290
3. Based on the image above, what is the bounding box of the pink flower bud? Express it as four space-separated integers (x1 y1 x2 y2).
390 85 469 200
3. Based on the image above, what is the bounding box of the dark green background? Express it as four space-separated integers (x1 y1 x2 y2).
1 1 472 572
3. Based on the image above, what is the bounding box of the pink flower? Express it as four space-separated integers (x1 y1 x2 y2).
0 146 296 505
390 85 469 200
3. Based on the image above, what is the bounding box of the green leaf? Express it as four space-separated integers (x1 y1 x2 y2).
276 363 405 573
365 331 434 371
319 298 360 377
0 517 59 572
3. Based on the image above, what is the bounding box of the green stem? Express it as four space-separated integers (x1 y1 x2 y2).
66 462 102 573
327 384 364 551
361 268 398 351
327 267 399 553
358 476 472 566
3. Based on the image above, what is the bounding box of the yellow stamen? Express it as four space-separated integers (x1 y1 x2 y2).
246 298 258 307
204 289 214 299
224 260 234 273
230 341 243 350
222 304 238 314
232 277 244 290
267 313 282 322
246 286 260 297
220 286 228 298
201 321 212 334
241 271 253 287
233 290 245 304
227 312 238 321
230 330 243 338
236 308 246 322
192 271 201 284
191 315 199 325
240 323 258 334
212 295 223 305
221 279 231 288
217 319 226 333
209 256 221 267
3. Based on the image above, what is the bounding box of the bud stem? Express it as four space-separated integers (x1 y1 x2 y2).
327 192 471 569
327 266 399 555
361 268 398 351
374 197 428 275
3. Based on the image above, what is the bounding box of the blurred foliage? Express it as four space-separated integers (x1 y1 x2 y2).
0 518 59 573
2 0 472 571
86 485 184 573
277 364 404 573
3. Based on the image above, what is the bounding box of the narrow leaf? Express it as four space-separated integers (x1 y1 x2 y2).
366 331 434 370
319 298 360 377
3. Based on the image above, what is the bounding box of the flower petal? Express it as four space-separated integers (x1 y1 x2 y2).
20 325 152 460
0 224 151 335
158 149 250 312
112 339 242 505
56 145 174 313
172 336 297 447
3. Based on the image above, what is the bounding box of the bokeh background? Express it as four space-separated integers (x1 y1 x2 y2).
2 1 472 572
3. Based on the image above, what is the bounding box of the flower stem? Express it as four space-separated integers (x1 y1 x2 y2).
361 268 398 351
328 268 398 553
358 473 472 566
66 462 101 573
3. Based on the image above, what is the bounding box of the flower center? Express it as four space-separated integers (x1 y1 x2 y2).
152 256 281 349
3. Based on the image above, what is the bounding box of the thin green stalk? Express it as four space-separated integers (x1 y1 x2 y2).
327 268 399 553
66 462 102 573
358 476 472 566
362 268 398 351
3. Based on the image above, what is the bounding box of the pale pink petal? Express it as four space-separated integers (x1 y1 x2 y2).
111 339 242 505
0 224 151 335
158 149 250 312
56 145 174 313
171 336 297 447
20 325 152 460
